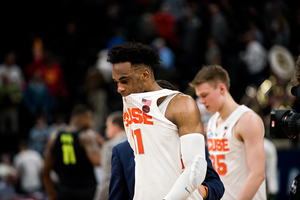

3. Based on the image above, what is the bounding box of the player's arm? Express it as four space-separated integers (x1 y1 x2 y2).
199 147 225 200
79 129 101 166
166 94 204 138
236 112 265 200
42 132 58 200
164 94 207 200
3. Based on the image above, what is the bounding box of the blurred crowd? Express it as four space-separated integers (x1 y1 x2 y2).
0 0 300 199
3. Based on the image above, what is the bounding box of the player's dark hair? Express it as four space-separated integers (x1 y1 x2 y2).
107 41 161 70
71 104 90 116
156 79 178 90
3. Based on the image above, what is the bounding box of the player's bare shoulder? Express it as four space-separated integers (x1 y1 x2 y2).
79 129 97 141
236 110 264 140
238 110 263 127
78 129 101 166
166 93 203 136
168 93 199 113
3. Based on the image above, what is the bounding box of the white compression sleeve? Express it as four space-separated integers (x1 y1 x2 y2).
164 133 207 200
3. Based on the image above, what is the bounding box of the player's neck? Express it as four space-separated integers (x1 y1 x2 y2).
218 94 239 121
145 80 162 92
66 124 79 132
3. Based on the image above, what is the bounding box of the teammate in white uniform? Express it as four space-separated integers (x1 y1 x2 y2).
190 65 266 200
107 41 207 200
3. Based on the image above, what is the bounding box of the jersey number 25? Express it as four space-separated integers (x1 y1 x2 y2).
210 154 227 175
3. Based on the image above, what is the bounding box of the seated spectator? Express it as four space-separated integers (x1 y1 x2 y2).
95 49 112 85
0 73 23 134
24 37 45 80
23 70 52 124
13 139 43 195
0 51 24 90
37 50 68 122
151 37 177 83
0 51 24 134
239 30 268 87
38 50 68 102
0 154 18 200
25 48 68 123
152 37 175 71
28 114 50 157
152 2 179 49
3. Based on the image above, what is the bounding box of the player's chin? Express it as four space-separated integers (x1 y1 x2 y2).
205 105 211 111
121 92 129 97
206 106 216 114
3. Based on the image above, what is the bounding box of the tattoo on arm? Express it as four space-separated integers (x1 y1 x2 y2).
80 130 101 165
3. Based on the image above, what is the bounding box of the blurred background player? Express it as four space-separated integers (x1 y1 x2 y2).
42 104 101 200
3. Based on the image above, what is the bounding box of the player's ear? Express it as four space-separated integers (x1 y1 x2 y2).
219 83 227 94
141 67 151 80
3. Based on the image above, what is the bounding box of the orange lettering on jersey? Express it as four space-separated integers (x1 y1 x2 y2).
143 113 153 125
123 112 129 127
123 108 154 127
222 139 229 151
132 108 143 123
208 138 214 151
216 139 222 151
128 108 133 124
180 155 185 170
208 138 229 152
123 109 132 127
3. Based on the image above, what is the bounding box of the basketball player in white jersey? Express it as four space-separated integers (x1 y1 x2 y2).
107 41 207 200
190 65 266 200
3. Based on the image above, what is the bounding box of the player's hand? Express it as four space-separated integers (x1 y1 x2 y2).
198 185 208 198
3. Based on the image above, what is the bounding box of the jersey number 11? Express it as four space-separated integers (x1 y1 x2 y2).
132 129 145 154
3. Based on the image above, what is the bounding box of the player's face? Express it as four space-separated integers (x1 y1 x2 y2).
112 62 145 97
105 117 115 139
195 82 223 113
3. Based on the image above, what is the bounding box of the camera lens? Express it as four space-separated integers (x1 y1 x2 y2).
270 109 300 139
281 110 300 139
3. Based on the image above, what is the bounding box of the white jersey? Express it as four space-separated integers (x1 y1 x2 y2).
206 105 266 200
123 89 202 200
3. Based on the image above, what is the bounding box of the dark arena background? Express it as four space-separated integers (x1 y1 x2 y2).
0 0 300 199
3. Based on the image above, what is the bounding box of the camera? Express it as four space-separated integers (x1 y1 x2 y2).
270 84 300 139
